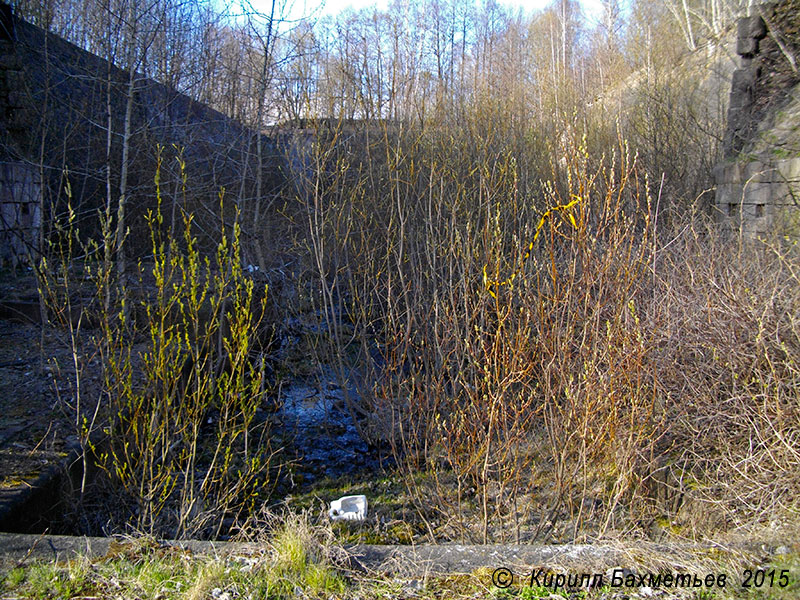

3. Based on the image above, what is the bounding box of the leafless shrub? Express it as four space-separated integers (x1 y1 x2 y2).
296 109 800 543
650 219 800 535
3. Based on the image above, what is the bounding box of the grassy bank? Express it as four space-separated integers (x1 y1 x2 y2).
1 518 798 600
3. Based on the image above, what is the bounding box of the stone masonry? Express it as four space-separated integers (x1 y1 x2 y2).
0 2 40 266
0 1 286 265
714 0 800 236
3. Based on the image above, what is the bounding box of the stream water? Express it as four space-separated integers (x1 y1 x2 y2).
276 371 387 484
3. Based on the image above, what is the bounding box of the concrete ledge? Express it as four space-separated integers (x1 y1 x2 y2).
0 533 262 568
0 533 778 576
346 543 626 574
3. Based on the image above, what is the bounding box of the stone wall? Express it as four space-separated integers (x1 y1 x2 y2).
0 2 287 264
0 162 40 267
715 0 800 235
714 157 800 235
0 4 39 266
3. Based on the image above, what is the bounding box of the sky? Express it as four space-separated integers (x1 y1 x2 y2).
280 0 609 25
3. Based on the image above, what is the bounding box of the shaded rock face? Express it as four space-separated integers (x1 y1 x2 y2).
715 1 800 235
724 2 800 157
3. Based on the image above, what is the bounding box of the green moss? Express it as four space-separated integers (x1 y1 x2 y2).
729 553 800 600
771 146 797 159
386 521 414 544
520 585 575 599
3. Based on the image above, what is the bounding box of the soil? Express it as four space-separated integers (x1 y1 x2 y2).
0 270 101 524
1 331 55 466
0 319 71 485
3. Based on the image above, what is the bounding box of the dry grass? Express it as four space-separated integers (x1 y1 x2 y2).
647 221 800 538
292 112 800 544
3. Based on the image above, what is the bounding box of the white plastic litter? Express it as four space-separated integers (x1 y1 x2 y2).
328 495 368 521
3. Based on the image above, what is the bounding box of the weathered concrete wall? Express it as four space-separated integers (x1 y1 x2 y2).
0 2 287 263
0 4 41 266
715 0 800 235
714 156 800 234
0 4 31 155
0 162 40 267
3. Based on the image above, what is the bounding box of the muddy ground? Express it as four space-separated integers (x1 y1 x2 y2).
0 270 80 502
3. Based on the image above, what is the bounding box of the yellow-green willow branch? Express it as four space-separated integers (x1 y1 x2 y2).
483 196 581 298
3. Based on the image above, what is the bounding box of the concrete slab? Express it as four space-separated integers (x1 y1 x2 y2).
0 532 777 577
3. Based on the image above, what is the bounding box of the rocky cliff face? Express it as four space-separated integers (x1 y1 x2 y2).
715 0 800 235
